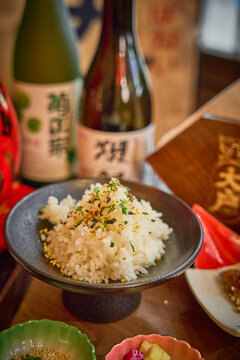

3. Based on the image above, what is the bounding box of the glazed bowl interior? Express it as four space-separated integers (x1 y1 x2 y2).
4 178 203 295
0 319 96 360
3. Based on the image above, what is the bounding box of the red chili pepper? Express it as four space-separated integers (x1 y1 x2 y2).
192 204 240 269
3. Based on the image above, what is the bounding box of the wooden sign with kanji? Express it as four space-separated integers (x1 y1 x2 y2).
147 114 240 233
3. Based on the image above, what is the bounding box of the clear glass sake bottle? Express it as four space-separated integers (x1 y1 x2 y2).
13 0 81 186
78 0 154 181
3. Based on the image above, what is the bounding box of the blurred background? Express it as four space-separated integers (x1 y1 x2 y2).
1 0 240 143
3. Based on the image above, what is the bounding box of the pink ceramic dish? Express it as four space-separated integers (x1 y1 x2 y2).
105 334 204 360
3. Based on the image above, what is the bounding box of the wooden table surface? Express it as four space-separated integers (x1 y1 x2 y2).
10 80 240 360
11 273 239 360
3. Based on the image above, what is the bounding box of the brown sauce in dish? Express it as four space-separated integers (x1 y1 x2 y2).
220 269 240 313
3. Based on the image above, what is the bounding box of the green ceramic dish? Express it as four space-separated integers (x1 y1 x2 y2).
0 319 96 360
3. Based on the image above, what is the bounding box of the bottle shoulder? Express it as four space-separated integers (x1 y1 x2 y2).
81 30 152 131
14 3 80 83
84 36 150 90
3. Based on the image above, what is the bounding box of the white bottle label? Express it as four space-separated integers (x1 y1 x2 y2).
77 124 155 181
15 79 82 182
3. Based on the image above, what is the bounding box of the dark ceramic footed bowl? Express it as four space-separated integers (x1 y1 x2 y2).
4 178 203 322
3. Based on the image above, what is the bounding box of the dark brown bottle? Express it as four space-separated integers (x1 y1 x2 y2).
78 0 154 181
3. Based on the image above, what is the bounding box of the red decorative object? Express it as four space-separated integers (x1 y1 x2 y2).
0 78 21 200
193 204 240 269
0 181 34 252
0 79 34 252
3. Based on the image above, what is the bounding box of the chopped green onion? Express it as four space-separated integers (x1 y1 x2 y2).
107 205 116 214
120 199 128 204
151 219 156 222
119 203 127 215
76 206 83 214
103 219 108 228
74 220 83 227
123 220 128 225
93 186 100 198
110 242 115 247
130 242 135 252
109 181 118 189
142 212 148 215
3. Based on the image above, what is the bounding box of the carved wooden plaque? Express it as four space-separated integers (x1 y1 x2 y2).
147 114 240 233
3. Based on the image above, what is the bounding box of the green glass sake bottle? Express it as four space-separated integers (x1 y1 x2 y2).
78 0 154 182
14 0 81 186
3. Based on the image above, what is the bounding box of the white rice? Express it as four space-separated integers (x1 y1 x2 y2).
39 178 172 284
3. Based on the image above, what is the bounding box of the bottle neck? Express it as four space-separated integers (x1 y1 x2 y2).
101 0 135 37
23 0 66 21
15 0 79 82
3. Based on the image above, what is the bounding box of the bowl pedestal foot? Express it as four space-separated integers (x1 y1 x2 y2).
62 291 141 322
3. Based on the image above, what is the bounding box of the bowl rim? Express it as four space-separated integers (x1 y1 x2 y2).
105 333 205 360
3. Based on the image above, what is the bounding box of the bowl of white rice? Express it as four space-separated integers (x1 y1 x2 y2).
5 178 203 322
39 178 172 284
